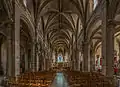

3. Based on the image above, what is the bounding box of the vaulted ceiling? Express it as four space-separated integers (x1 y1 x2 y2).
32 0 89 53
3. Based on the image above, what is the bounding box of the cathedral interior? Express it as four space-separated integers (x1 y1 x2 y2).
0 0 120 87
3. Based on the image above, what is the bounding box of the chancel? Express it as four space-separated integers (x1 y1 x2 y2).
0 0 120 87
57 55 63 63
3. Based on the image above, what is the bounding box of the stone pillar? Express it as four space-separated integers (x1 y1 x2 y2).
80 54 84 71
8 3 21 76
89 46 95 72
101 1 115 77
28 49 31 71
76 52 80 71
83 42 89 72
14 3 20 76
78 52 82 71
32 42 35 72
102 21 115 76
75 50 79 71
0 44 4 75
101 1 107 75
34 43 37 72
7 24 12 76
106 21 115 76
73 50 76 70
36 54 39 71
90 52 95 72
46 58 49 71
25 49 28 72
88 45 91 72
43 58 46 71
45 58 47 70
74 60 76 70
38 54 41 71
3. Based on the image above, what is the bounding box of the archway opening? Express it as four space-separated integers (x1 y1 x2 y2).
57 54 63 63
95 44 102 72
20 20 32 74
0 33 7 76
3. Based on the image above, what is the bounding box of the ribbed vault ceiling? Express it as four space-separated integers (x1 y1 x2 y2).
38 0 82 53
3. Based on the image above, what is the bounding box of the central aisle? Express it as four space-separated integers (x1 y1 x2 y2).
50 72 69 87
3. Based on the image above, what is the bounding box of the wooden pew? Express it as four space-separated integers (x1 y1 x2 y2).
8 71 56 87
64 71 115 87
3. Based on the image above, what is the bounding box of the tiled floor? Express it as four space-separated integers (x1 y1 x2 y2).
50 73 69 87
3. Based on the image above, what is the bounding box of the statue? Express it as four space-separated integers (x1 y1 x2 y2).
96 55 102 72
114 55 118 75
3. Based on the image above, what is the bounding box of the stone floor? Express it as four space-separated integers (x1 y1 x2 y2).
50 72 69 87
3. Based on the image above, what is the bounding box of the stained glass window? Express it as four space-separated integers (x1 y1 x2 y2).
23 0 27 7
57 55 63 62
93 0 98 9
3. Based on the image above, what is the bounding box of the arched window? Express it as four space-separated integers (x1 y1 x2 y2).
23 0 27 7
57 55 63 62
93 0 98 9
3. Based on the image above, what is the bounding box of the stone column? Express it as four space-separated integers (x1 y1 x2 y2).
43 58 46 70
46 58 49 71
25 48 28 72
78 52 82 71
75 50 80 71
106 21 115 76
28 49 31 71
101 1 107 75
102 22 114 76
74 60 76 70
101 1 115 77
36 54 39 71
0 44 3 75
83 42 89 72
90 52 95 72
7 23 13 76
73 50 75 70
71 52 75 70
34 43 37 71
8 2 21 76
81 54 83 71
14 3 20 76
88 45 91 72
32 42 35 72
77 52 80 71
89 46 95 72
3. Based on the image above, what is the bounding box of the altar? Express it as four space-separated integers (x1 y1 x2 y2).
51 62 70 72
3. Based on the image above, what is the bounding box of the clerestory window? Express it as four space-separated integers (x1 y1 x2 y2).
23 0 27 7
93 0 98 9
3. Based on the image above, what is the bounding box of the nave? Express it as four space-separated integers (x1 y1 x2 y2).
0 0 120 87
5 71 114 87
51 73 68 87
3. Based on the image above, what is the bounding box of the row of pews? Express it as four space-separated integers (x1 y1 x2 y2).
8 71 56 87
64 71 115 87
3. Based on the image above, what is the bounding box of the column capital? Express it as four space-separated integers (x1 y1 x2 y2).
7 23 13 40
107 19 116 28
82 40 89 45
